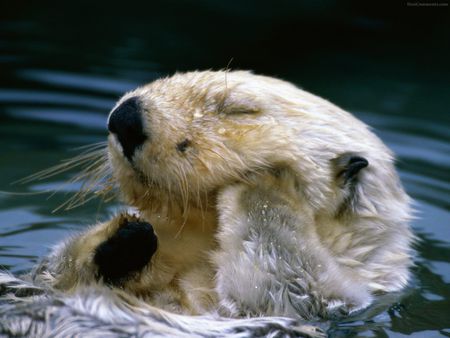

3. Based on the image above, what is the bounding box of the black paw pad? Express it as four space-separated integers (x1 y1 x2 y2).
94 220 157 285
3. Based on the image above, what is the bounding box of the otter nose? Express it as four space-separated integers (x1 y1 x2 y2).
108 96 147 161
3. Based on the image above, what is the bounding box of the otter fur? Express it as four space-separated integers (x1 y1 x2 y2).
0 71 414 337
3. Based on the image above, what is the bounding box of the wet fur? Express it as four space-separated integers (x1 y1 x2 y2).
0 71 414 337
0 273 321 337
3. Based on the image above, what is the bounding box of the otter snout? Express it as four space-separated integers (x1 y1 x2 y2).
108 96 147 161
94 220 158 285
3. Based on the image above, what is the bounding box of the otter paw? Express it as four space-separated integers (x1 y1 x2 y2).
93 219 157 285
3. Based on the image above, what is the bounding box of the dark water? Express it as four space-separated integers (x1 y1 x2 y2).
1 2 449 337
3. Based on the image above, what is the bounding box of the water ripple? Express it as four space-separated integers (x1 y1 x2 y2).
18 69 140 94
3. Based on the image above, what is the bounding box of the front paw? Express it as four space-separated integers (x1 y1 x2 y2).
94 217 158 285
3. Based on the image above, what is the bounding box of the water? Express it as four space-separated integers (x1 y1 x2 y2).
1 2 449 337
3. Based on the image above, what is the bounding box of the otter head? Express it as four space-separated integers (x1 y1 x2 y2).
104 70 380 224
106 71 308 218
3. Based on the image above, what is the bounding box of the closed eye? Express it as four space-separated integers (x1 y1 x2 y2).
220 98 260 116
225 107 259 115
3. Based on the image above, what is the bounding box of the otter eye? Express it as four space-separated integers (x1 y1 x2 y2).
176 139 191 152
225 107 258 115
219 96 260 116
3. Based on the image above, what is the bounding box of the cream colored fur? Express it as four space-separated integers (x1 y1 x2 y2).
30 71 414 323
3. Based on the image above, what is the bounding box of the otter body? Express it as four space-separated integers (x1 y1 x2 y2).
0 71 414 336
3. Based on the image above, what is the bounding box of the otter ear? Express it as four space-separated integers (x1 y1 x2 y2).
332 153 369 187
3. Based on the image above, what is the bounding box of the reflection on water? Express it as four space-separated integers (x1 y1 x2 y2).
1 2 449 337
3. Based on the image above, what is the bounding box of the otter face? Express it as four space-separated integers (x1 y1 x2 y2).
107 71 301 213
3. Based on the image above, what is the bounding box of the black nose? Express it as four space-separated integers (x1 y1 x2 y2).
94 220 158 285
108 96 147 161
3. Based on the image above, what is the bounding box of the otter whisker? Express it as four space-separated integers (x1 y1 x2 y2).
56 176 112 212
195 156 212 175
71 141 108 152
179 166 190 217
204 145 234 165
195 176 205 229
217 60 233 113
13 142 115 212
56 154 109 188
173 164 191 238
172 165 185 210
15 142 108 185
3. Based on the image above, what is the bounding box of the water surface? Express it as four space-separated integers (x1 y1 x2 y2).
1 2 449 337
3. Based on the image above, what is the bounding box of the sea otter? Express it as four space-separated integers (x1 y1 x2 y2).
0 71 414 337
